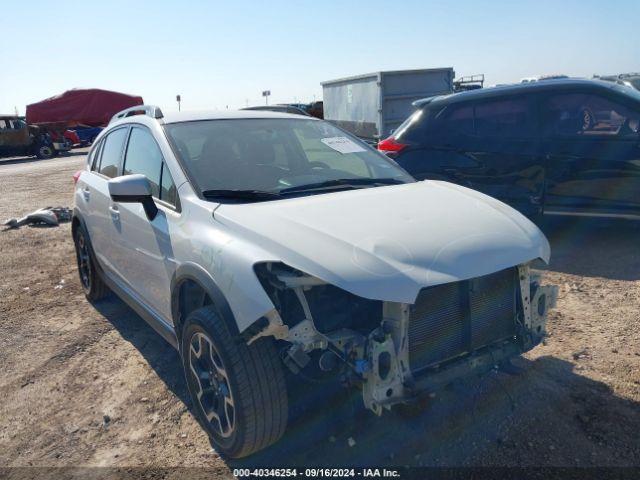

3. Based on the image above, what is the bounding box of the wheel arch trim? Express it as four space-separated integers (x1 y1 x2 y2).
171 262 240 339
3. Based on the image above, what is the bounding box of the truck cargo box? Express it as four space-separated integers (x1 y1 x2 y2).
321 68 454 141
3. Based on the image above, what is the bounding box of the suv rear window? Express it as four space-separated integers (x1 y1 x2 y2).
435 104 475 137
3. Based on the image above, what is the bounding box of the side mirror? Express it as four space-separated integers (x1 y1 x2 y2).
108 174 158 220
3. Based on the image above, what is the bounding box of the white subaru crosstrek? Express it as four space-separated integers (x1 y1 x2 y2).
73 106 557 458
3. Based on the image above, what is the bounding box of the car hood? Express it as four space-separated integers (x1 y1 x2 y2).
214 181 550 304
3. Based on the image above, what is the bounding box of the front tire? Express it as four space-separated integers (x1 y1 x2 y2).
73 225 109 301
181 306 288 458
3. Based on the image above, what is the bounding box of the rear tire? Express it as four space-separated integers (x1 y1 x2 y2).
181 306 288 458
73 224 109 301
35 144 54 159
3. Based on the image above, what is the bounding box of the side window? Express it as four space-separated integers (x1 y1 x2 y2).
89 139 104 171
395 109 429 143
475 98 536 138
435 104 475 137
98 128 128 178
123 127 162 198
542 93 640 138
160 163 178 206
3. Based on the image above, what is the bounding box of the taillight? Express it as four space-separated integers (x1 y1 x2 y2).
73 170 83 184
377 137 407 156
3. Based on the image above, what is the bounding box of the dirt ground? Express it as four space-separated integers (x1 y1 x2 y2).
0 151 639 474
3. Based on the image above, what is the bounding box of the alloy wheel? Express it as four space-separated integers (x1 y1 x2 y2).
75 231 91 290
189 332 236 438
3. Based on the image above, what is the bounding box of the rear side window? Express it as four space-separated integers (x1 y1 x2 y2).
123 128 162 198
97 128 128 178
436 104 475 137
542 93 640 137
475 98 536 138
394 109 428 142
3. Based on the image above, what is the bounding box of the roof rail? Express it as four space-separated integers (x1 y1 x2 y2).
109 105 164 124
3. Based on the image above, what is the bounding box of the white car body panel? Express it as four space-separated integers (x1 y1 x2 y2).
213 180 550 331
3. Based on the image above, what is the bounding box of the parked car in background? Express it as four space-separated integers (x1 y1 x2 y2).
307 100 323 119
72 125 104 145
73 106 556 457
596 73 640 92
520 75 569 84
379 79 640 220
242 104 311 116
63 129 81 148
0 115 57 159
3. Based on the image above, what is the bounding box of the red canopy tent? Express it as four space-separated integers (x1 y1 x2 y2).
26 88 144 127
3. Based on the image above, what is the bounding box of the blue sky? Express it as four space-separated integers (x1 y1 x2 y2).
1 0 638 114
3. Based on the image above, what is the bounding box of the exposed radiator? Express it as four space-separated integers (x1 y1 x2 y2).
408 268 517 373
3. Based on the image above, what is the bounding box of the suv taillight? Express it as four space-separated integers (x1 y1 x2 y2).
73 170 83 184
377 137 407 157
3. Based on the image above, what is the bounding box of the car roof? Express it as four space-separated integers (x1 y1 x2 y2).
161 109 317 124
416 78 623 108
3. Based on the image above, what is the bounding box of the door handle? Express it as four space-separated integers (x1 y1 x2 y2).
108 205 120 221
82 187 90 201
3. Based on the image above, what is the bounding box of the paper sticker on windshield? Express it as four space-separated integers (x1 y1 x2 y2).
320 137 366 154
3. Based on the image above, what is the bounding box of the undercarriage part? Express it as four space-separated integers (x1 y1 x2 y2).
529 271 558 337
253 261 557 415
283 344 311 374
362 332 404 415
319 351 340 372
254 262 382 334
247 309 289 345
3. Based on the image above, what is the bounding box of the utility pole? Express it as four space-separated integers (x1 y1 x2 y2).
176 94 181 111
262 90 271 105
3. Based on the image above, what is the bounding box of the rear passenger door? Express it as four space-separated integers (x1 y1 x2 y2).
462 96 544 216
541 90 640 216
110 126 180 320
80 127 129 271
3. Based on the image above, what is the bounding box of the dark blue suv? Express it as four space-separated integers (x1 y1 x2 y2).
379 79 640 220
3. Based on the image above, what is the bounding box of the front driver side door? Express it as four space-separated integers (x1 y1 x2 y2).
109 126 180 320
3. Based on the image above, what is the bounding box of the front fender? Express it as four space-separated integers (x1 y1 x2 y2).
171 262 240 336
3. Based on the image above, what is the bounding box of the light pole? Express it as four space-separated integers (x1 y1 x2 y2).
176 94 181 111
262 90 271 105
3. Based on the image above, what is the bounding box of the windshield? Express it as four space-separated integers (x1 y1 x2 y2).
164 118 413 199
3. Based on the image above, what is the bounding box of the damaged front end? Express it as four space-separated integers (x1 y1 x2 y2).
250 262 557 415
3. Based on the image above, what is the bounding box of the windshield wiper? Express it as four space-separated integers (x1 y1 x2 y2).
201 189 282 201
278 178 406 194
